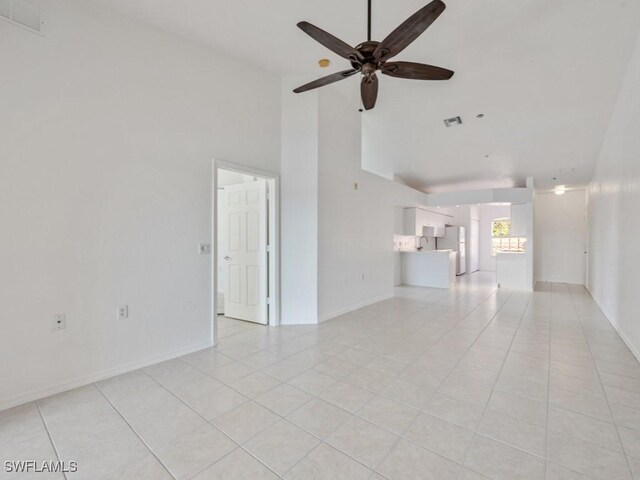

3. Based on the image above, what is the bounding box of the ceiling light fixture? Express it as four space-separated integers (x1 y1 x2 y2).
318 59 330 68
554 185 566 195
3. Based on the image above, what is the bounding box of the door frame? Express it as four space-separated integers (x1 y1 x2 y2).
212 160 280 345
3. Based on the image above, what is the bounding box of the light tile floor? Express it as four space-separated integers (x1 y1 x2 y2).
3 274 640 479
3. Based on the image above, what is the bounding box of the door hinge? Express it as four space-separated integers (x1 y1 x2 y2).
266 245 271 252
266 297 271 305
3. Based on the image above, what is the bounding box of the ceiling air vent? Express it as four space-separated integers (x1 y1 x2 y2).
444 116 462 127
0 0 43 34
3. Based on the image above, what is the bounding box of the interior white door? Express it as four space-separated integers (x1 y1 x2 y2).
220 180 268 324
470 219 480 273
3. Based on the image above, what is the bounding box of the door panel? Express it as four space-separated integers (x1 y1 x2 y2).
220 180 268 324
246 211 259 252
229 212 241 252
247 265 260 307
229 265 242 304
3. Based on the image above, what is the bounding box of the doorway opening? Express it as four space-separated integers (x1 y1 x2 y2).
213 161 279 345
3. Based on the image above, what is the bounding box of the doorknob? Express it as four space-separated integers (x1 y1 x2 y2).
224 256 230 260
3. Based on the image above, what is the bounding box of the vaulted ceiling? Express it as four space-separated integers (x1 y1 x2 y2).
91 0 640 192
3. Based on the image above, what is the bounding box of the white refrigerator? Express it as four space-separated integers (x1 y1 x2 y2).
440 226 466 275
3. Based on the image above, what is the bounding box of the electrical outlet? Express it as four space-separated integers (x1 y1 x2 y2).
117 305 128 320
199 243 211 255
52 314 66 331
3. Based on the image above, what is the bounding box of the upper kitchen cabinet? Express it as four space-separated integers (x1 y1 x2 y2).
403 208 422 236
510 203 531 237
403 208 447 237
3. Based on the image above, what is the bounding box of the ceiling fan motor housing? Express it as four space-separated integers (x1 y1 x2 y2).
352 41 384 73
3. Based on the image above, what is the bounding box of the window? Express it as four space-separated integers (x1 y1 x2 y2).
491 218 511 237
491 218 526 255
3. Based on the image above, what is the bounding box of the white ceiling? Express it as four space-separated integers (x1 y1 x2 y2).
91 0 640 192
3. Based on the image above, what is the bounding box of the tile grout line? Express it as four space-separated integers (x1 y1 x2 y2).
453 290 531 480
188 283 502 431
568 284 636 480
317 284 511 479
92 383 178 480
367 286 516 478
14 281 635 480
208 287 630 479
455 284 624 480
179 349 395 478
538 284 619 480
205 284 507 479
544 282 553 480
35 400 69 480
135 368 285 479
154 349 389 479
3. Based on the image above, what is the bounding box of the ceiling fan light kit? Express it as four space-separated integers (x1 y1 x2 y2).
293 0 454 110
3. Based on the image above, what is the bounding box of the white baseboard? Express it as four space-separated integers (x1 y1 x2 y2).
279 318 318 325
318 293 394 323
586 287 640 363
0 340 213 412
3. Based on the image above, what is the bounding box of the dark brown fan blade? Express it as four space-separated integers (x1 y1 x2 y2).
361 74 378 110
297 22 363 63
374 0 446 62
293 69 359 93
381 61 454 80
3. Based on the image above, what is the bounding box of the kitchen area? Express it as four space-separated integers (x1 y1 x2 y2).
394 206 467 289
394 197 533 291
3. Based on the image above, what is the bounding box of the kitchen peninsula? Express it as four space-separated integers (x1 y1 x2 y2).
401 250 457 289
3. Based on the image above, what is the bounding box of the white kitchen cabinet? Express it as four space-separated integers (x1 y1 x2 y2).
404 208 447 237
510 203 530 237
403 208 421 236
424 211 446 237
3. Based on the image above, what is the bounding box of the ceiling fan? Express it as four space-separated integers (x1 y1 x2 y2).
293 0 454 110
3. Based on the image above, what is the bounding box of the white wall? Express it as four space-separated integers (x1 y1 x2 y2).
534 190 587 284
478 205 511 272
316 88 432 321
587 31 640 360
0 1 280 409
280 80 318 325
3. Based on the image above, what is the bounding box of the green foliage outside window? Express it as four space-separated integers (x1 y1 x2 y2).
491 218 526 255
491 218 511 238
